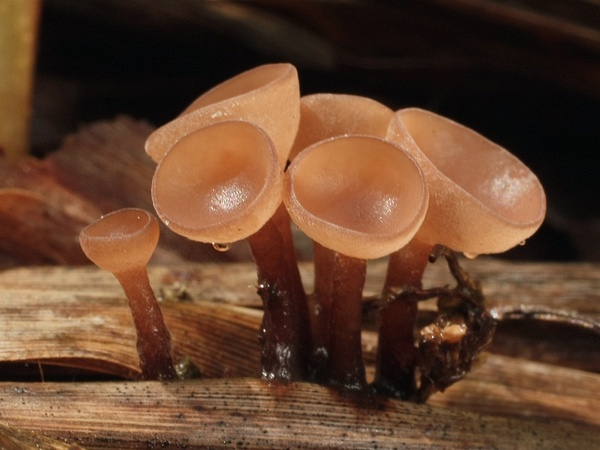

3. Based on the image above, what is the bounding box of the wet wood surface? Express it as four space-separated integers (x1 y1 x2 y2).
0 259 598 448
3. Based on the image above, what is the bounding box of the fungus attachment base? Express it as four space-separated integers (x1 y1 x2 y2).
376 245 496 402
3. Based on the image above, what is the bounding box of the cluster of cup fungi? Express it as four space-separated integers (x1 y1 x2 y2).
79 63 546 402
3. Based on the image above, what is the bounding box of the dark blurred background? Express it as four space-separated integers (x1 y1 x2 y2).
33 0 600 261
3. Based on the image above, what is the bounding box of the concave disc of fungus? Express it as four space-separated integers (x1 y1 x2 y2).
152 120 282 244
79 208 159 274
285 135 428 260
145 63 300 167
388 108 546 255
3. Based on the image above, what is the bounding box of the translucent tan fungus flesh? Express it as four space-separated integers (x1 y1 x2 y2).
387 108 546 255
145 63 300 167
152 120 282 244
284 135 428 260
79 208 159 275
289 93 394 160
376 108 547 397
79 208 176 380
284 96 408 387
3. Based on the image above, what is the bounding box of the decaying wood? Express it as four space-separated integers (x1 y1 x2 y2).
0 422 84 450
0 375 597 450
0 157 99 265
0 188 91 265
0 259 598 448
44 116 156 216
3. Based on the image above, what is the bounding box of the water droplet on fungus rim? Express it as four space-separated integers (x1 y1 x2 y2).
212 242 232 252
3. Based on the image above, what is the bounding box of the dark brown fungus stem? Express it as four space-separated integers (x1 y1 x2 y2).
151 120 308 381
312 242 368 387
375 239 432 398
79 208 177 380
247 213 309 380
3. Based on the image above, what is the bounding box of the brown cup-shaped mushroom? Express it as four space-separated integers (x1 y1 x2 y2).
79 208 177 380
286 93 394 377
284 135 428 389
146 65 307 349
289 93 394 160
388 108 546 256
152 120 282 243
375 108 547 398
152 120 308 381
145 63 300 168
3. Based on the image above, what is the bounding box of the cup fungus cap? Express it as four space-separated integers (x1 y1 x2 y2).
284 135 428 260
79 208 159 274
145 63 300 167
289 93 394 161
387 108 547 255
152 120 282 244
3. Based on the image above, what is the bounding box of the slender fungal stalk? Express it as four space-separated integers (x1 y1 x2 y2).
384 238 433 291
117 267 177 380
248 217 309 381
314 243 367 389
375 238 433 398
270 203 309 341
310 242 336 380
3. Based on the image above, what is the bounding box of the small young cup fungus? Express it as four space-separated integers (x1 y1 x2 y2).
145 63 300 168
375 108 547 397
284 135 428 389
79 208 177 380
151 120 308 381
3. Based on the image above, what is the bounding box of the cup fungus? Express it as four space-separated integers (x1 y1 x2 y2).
79 208 177 380
284 135 428 389
151 120 309 381
145 63 300 168
136 62 547 400
289 93 394 160
286 93 394 383
145 64 308 374
375 108 547 398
